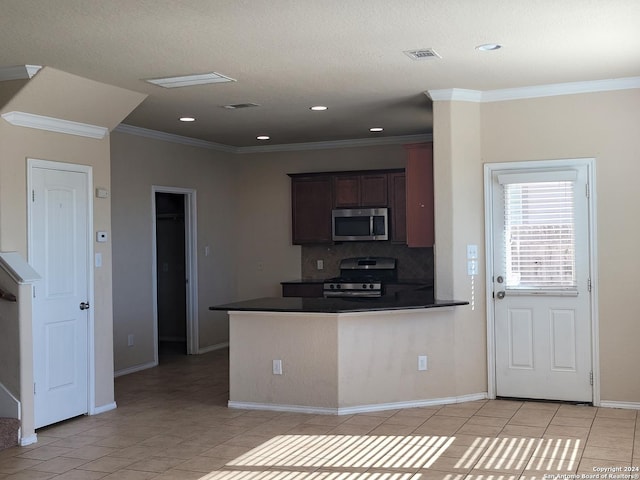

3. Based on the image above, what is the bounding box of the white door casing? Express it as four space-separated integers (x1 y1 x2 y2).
151 186 198 360
28 159 93 428
484 159 598 404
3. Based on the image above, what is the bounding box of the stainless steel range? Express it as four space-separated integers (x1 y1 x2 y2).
323 257 397 298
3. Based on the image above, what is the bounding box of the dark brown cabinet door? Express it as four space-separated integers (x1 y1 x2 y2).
388 172 407 243
333 175 360 207
405 143 434 247
291 176 333 244
282 283 324 297
360 174 388 206
334 173 388 208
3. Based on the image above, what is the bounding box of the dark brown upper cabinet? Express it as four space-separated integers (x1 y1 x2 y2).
333 173 388 208
290 175 333 244
405 143 434 247
289 157 433 247
388 171 407 244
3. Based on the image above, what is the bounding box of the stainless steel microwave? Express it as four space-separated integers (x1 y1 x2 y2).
332 208 388 241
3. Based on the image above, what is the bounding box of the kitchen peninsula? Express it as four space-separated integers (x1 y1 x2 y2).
210 289 470 415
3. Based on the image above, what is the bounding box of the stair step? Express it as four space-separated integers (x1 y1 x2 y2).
0 418 20 451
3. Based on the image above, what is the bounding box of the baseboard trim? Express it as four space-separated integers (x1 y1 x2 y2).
229 401 337 415
338 393 488 415
198 342 229 354
91 402 117 415
114 361 157 377
229 392 488 416
599 400 640 410
20 433 37 446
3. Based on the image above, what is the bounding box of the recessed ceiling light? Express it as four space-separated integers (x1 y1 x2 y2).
476 44 502 51
310 106 328 111
145 72 236 88
179 117 196 122
256 135 270 140
369 127 384 133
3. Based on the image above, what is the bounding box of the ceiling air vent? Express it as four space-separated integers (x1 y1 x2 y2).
145 72 236 88
221 103 260 109
403 48 441 60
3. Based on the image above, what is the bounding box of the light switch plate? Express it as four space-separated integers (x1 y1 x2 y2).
272 359 283 375
467 260 478 276
418 355 428 371
96 188 109 198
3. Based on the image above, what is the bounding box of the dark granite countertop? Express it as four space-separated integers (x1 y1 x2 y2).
210 287 467 314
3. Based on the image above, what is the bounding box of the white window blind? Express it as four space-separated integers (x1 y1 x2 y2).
503 181 576 290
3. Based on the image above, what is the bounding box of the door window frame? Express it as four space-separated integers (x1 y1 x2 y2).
483 158 600 405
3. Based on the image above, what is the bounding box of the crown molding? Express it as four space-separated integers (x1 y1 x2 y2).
0 65 42 81
426 88 483 102
114 123 432 154
235 133 433 154
427 76 640 103
114 124 236 153
1 111 108 139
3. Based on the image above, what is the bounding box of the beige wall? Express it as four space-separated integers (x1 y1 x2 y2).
108 85 640 406
0 67 144 440
480 89 640 403
432 88 640 404
228 308 475 411
110 132 238 371
110 138 409 373
0 123 115 438
431 100 488 398
230 312 339 408
234 146 407 299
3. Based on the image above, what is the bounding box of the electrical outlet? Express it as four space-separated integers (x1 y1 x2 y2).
418 355 428 371
467 244 478 259
272 359 283 375
317 259 324 270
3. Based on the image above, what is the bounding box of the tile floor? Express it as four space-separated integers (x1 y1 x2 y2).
0 348 637 479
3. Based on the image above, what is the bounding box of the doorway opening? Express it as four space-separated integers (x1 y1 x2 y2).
152 187 198 363
483 158 599 405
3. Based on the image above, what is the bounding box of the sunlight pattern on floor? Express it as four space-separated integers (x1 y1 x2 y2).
228 435 455 470
201 435 583 479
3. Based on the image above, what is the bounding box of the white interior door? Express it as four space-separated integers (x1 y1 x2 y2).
490 163 593 402
30 161 91 428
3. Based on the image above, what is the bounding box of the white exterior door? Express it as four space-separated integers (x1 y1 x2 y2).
489 162 593 402
29 161 91 428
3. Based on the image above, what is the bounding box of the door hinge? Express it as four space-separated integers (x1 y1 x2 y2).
33 286 36 298
34 382 36 395
589 371 594 386
587 278 592 292
585 182 590 198
32 190 35 202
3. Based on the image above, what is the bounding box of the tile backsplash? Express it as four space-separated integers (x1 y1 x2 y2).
301 243 434 280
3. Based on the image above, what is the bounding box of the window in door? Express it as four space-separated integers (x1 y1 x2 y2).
500 176 577 292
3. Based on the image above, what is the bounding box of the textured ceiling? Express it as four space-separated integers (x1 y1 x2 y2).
1 0 639 147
